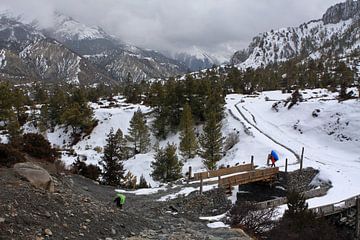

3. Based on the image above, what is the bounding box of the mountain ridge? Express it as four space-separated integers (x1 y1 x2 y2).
231 0 360 69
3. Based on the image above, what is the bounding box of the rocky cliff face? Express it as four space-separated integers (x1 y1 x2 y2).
322 0 360 24
231 0 360 69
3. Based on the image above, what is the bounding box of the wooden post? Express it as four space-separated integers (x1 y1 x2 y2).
300 147 304 171
200 175 203 194
285 158 288 174
218 176 221 187
356 198 360 239
188 166 192 183
251 155 254 169
267 155 270 166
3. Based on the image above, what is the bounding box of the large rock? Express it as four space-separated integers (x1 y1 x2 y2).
13 162 54 192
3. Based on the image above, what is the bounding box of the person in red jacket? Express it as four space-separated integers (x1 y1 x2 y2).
268 154 276 167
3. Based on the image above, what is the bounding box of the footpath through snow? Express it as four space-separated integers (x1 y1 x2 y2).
225 89 360 209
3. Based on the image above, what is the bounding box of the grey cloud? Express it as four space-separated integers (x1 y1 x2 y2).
0 0 343 58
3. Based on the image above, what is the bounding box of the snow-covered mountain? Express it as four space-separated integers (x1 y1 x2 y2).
0 12 188 83
174 46 219 71
0 14 115 84
45 13 187 82
231 0 360 69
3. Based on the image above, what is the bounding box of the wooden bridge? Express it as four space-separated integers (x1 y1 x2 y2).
218 167 279 190
190 163 279 194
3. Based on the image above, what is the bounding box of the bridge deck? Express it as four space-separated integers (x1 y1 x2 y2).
218 167 279 189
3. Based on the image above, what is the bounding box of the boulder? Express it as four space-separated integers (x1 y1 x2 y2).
14 162 54 192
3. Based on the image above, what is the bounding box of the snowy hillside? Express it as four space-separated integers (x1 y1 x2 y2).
37 88 360 208
231 0 360 69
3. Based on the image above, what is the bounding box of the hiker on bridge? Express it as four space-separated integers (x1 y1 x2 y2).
114 193 126 209
268 150 279 167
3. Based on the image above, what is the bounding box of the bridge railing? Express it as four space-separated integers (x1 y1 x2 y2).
309 194 360 216
193 163 254 181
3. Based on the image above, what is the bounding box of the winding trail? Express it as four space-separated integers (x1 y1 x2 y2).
234 100 300 163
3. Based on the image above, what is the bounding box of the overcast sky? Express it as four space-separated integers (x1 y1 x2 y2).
0 0 343 59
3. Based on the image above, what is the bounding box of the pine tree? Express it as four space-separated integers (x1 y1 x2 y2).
127 108 150 154
7 112 23 147
335 62 353 100
179 103 198 159
199 111 223 170
114 128 129 160
0 82 13 124
285 189 309 217
151 143 183 182
100 128 125 186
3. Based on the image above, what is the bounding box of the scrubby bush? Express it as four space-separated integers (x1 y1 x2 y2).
0 144 25 167
22 133 58 162
227 201 277 237
123 171 137 189
224 132 240 151
137 174 149 189
71 158 101 181
287 89 303 109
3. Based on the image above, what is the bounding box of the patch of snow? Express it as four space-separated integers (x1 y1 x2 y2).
115 186 166 195
158 184 217 201
207 222 229 228
199 213 227 221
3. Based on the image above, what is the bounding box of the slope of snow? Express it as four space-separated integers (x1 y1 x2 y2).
227 89 360 208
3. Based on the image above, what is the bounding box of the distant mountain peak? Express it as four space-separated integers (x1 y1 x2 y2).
50 12 110 41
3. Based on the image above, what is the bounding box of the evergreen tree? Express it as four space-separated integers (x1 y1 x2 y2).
127 108 150 154
0 82 13 124
48 88 67 127
11 88 28 126
179 103 198 159
100 128 126 186
7 112 23 147
285 189 308 217
151 143 183 182
335 62 353 100
199 111 223 170
114 128 129 160
60 102 94 134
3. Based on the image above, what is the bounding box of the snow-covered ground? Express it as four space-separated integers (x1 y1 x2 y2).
30 89 360 208
226 89 360 209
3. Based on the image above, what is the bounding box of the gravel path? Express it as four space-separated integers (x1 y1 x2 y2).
0 168 249 240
